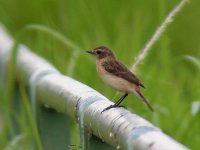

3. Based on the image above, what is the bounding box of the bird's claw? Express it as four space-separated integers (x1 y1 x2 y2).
101 105 126 113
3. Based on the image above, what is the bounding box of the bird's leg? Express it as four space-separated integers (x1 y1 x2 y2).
114 93 128 106
101 93 128 113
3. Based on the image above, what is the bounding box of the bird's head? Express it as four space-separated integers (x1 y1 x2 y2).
87 46 115 60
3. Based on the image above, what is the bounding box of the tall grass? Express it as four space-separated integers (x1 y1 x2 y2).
0 0 200 149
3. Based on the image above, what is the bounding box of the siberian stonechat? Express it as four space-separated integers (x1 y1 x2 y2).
87 46 154 112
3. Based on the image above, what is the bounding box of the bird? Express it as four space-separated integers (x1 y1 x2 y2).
86 46 154 112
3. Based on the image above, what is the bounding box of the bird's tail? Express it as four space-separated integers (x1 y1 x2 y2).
136 91 154 112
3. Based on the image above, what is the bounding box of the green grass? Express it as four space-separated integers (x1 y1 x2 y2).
0 0 200 149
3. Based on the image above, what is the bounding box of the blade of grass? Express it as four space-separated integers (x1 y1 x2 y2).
23 24 81 51
18 80 43 150
131 0 189 72
4 134 27 150
184 55 200 70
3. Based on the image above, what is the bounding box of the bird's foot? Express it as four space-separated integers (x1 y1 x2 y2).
101 105 125 113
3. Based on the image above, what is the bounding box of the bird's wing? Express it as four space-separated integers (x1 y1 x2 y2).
102 60 145 88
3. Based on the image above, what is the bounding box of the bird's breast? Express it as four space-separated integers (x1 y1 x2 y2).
96 62 134 93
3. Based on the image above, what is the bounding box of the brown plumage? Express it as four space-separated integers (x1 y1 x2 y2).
102 60 145 88
86 46 154 112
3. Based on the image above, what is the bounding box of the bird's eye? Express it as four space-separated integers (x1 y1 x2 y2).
96 50 101 54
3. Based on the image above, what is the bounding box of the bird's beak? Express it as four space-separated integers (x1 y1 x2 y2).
86 51 94 55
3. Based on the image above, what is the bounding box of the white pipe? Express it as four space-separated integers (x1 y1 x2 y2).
0 25 189 150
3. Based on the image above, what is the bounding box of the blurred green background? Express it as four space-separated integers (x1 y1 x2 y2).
0 0 200 149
